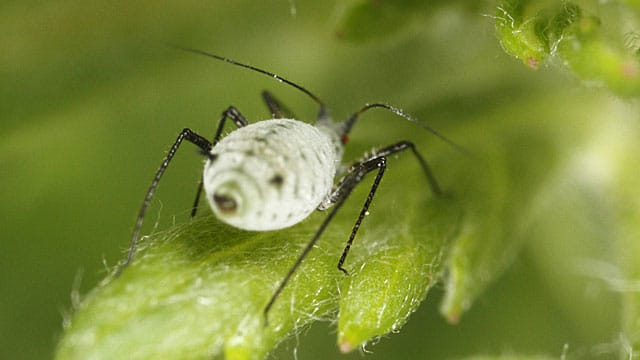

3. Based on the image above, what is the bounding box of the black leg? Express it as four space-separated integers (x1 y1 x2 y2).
261 90 297 119
118 128 212 275
190 107 248 217
331 140 441 276
354 140 441 196
333 157 387 275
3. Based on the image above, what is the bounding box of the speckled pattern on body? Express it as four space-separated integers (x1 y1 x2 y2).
204 119 343 230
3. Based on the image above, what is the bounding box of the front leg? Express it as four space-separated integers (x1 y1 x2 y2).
190 106 248 217
120 129 212 275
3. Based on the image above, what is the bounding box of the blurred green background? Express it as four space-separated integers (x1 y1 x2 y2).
1 0 637 359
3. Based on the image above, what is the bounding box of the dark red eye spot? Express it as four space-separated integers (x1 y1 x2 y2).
341 134 349 144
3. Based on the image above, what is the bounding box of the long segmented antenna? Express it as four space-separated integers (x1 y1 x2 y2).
168 44 328 118
344 103 472 157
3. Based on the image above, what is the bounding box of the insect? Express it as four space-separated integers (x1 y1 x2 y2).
121 46 465 323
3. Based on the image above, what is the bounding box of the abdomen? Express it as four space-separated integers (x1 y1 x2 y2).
203 119 339 231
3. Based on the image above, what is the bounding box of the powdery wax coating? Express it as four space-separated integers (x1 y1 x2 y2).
203 118 342 231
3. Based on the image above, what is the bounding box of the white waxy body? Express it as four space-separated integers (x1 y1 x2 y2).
203 118 343 231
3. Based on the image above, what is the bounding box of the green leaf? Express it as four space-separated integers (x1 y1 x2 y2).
557 14 640 97
494 0 640 96
338 194 462 351
55 152 462 358
439 96 579 322
495 0 556 69
56 216 345 360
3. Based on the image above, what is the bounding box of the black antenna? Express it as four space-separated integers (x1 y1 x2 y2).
168 44 327 115
343 103 472 157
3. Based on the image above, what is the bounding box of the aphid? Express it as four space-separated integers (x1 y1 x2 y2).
122 46 465 323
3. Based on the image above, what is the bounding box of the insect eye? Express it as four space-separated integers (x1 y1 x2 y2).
269 174 284 187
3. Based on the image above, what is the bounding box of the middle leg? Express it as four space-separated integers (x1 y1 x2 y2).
328 140 442 275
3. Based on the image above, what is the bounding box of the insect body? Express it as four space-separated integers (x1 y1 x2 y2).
205 118 341 230
121 46 465 323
